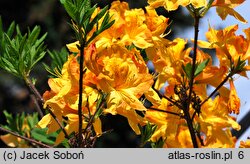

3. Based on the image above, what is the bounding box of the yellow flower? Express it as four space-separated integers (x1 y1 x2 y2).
146 89 240 147
198 25 250 76
84 44 153 134
38 54 102 145
194 49 229 99
147 0 206 11
212 0 247 23
243 28 250 67
198 25 250 77
145 6 169 37
0 134 30 148
239 140 250 148
98 1 153 50
67 1 157 53
146 38 188 89
228 79 240 114
145 98 185 147
197 96 240 147
0 118 30 147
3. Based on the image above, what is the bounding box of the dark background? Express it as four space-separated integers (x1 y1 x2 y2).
0 0 199 147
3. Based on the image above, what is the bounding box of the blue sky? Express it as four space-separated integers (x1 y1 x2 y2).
179 1 250 146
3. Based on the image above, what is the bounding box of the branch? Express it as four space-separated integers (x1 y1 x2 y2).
24 77 69 139
0 126 52 148
30 94 44 118
148 107 183 118
187 15 200 109
77 44 85 147
82 94 105 137
152 87 183 109
186 14 200 148
200 74 230 106
24 77 44 117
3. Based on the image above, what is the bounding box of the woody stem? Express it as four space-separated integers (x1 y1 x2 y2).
200 74 231 106
186 14 200 148
78 44 85 147
0 126 52 148
24 77 69 139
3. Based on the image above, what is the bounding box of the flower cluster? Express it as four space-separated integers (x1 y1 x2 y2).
37 0 249 147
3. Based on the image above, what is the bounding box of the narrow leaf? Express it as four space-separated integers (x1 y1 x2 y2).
183 63 192 79
194 59 210 77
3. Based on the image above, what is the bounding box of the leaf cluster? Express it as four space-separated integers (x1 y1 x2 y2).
1 110 69 147
60 0 115 46
231 57 246 75
183 59 210 79
0 17 47 79
139 122 157 147
43 47 69 78
1 111 31 136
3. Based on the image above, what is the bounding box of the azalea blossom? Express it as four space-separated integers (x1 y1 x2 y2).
147 0 207 11
84 44 154 134
240 139 250 148
212 0 247 23
38 54 102 144
228 79 240 114
198 25 250 78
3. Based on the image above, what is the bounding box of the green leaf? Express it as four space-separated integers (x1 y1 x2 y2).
2 111 23 134
151 137 165 148
139 122 157 147
83 6 98 33
3 111 14 126
183 59 209 79
183 63 192 79
194 59 210 77
26 113 39 129
43 47 69 77
6 21 16 38
0 22 47 79
56 138 71 148
62 0 77 21
31 128 57 145
86 5 107 34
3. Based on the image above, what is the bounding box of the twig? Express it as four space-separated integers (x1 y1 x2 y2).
0 126 52 148
148 107 183 118
30 95 44 119
187 15 200 109
24 77 69 139
186 14 200 148
77 44 85 147
184 106 199 147
82 94 105 136
152 87 183 109
200 74 231 106
24 77 44 117
46 106 69 139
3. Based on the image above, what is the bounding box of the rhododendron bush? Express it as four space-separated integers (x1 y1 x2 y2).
0 0 250 148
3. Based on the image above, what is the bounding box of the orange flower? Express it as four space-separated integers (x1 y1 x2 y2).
239 140 250 148
0 118 31 147
196 96 240 147
94 1 153 51
228 79 240 114
38 54 102 144
145 6 169 37
146 38 188 89
84 44 154 134
145 98 182 147
147 0 207 11
212 0 247 23
67 1 173 54
198 25 250 76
